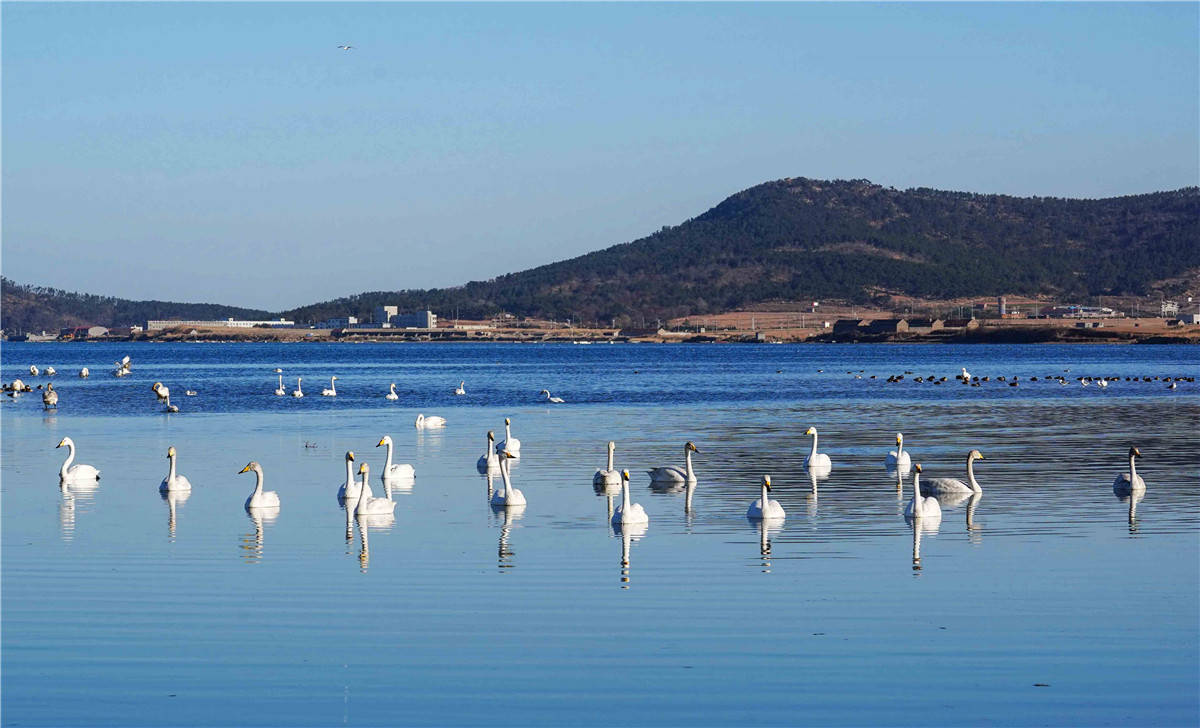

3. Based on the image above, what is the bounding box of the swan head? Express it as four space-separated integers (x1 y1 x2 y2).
685 441 700 454
968 449 984 461
621 469 630 481
762 474 772 490
358 463 369 475
274 368 282 373
805 427 817 436
415 414 424 425
346 451 355 462
487 430 495 441
239 461 261 475
55 437 72 449
151 382 163 391
1128 446 1141 459
896 433 903 445
167 446 177 458
376 436 392 447
502 450 516 459
504 417 511 425
608 440 616 451
914 463 922 474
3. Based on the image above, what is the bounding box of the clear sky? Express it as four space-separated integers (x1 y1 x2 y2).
3 2 1197 311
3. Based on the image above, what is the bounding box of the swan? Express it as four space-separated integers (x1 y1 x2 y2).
45 366 56 376
539 389 565 403
29 365 39 376
490 452 526 506
904 465 942 520
240 461 280 509
321 376 338 396
291 377 304 398
612 470 649 525
152 382 170 402
747 474 786 519
593 441 621 489
56 437 100 484
376 435 415 480
648 441 699 484
415 413 447 429
477 431 500 472
804 427 832 469
11 378 28 392
1113 446 1145 494
960 367 970 381
921 450 985 495
885 433 911 469
337 451 370 501
273 372 286 396
385 383 399 400
160 446 192 492
495 418 521 457
185 390 197 396
79 368 89 378
354 463 396 516
454 381 466 396
42 383 58 409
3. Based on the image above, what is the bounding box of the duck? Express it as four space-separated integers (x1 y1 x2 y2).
56 437 101 484
291 377 304 398
477 431 500 472
904 464 942 520
612 470 648 525
454 381 466 396
490 451 525 506
160 446 192 492
42 383 58 409
240 461 280 509
648 441 699 484
1112 446 1145 494
185 390 197 396
495 417 521 457
321 376 338 396
803 427 832 469
885 432 911 469
920 450 985 495
746 474 785 519
353 463 396 516
337 451 368 501
593 441 621 489
415 413 447 429
376 435 415 480
385 383 399 400
539 389 565 403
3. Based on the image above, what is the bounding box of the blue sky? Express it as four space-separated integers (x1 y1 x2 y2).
3 2 1197 310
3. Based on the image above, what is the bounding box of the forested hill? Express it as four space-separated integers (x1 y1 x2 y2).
1 278 271 334
285 178 1199 324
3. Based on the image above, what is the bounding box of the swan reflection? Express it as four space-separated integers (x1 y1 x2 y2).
161 488 192 539
750 517 784 572
493 504 526 570
240 507 279 563
383 475 415 494
808 468 820 518
1115 489 1145 531
612 520 648 588
911 520 925 573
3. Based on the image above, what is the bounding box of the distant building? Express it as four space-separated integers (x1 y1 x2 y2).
943 318 981 331
317 316 358 329
59 326 109 339
832 319 869 335
867 319 909 334
1044 305 1122 319
906 318 944 333
1179 313 1200 325
145 318 294 331
1160 301 1180 317
373 306 399 327
372 306 436 328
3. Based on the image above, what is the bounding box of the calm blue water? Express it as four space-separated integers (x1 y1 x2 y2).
3 342 1198 726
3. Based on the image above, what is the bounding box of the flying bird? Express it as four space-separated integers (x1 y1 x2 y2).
337 44 354 51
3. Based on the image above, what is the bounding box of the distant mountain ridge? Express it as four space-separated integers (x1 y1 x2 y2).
4 177 1198 332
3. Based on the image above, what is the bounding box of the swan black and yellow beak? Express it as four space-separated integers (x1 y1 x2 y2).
687 442 700 453
55 439 65 448
358 463 368 474
487 431 495 440
621 469 630 479
376 438 386 447
763 475 772 490
347 451 355 461
505 418 511 425
1132 447 1142 458
239 463 253 474
167 446 175 458
914 464 923 473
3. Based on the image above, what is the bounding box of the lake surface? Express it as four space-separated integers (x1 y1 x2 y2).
3 342 1198 726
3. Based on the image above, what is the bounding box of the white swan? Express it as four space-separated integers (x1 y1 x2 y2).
593 441 621 489
152 382 170 402
539 389 565 403
885 432 911 469
960 367 971 381
648 441 699 483
56 437 100 484
273 373 286 396
490 452 526 506
477 431 500 472
804 427 832 469
904 464 942 520
747 474 786 519
354 463 396 516
45 366 56 376
921 450 985 495
454 381 466 396
415 413 447 429
612 470 649 525
42 383 58 409
29 365 39 376
160 446 193 492
337 451 370 501
240 461 280 509
385 383 399 400
291 377 304 398
79 367 89 378
376 435 415 479
1113 446 1145 493
495 417 521 457
321 376 338 396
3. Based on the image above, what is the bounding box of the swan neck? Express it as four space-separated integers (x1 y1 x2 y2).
967 455 980 491
505 422 512 440
61 442 76 476
356 471 369 512
761 484 770 511
809 432 818 458
384 440 393 470
168 453 177 482
1129 454 1138 482
345 458 354 487
684 448 693 477
253 468 264 496
607 445 614 472
621 478 632 510
897 438 904 457
911 473 922 516
500 458 512 497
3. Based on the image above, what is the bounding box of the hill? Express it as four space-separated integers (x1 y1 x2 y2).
0 278 272 334
283 178 1199 325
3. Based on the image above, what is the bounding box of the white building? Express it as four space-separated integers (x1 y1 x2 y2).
145 318 294 331
317 316 358 329
372 306 436 328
